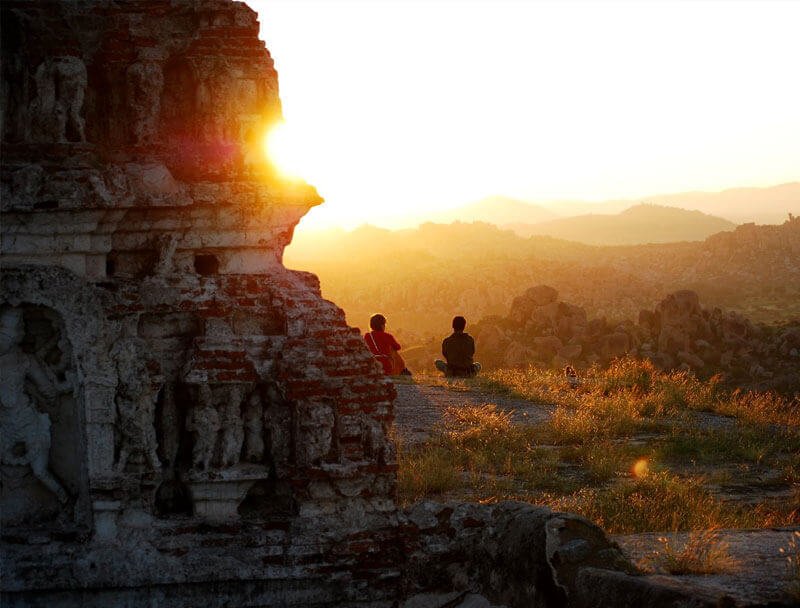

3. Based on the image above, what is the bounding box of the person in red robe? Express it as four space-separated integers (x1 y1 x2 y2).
364 313 409 375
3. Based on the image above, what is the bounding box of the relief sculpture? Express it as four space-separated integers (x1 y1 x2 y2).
186 383 219 472
220 384 245 468
111 340 161 473
0 307 69 503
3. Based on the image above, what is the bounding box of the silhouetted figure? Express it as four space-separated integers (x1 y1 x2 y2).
435 316 481 377
364 313 410 376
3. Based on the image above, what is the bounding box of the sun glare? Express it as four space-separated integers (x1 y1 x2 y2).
253 0 800 231
632 459 650 479
264 122 306 179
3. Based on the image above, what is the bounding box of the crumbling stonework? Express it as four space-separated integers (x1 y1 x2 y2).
1 0 398 602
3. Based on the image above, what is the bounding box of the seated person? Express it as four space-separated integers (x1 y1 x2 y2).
435 316 481 377
364 313 409 375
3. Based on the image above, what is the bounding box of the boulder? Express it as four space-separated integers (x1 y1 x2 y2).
677 350 705 369
503 341 535 367
599 332 630 359
524 285 559 307
657 290 701 324
533 335 563 360
545 513 637 597
509 285 559 325
558 344 583 360
638 309 658 333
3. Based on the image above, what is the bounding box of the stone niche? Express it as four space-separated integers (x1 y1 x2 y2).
1 1 397 605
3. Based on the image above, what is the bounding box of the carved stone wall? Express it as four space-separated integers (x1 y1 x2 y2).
2 1 398 603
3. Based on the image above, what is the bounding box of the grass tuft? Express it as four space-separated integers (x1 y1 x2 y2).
647 529 737 575
779 530 800 601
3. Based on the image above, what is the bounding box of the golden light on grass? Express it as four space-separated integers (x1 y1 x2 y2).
263 122 305 179
649 529 738 575
632 458 650 478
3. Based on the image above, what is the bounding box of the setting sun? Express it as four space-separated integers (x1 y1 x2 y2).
253 0 799 231
263 121 306 179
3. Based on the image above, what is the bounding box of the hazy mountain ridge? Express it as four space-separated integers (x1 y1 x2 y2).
426 195 558 226
506 204 736 245
417 182 799 230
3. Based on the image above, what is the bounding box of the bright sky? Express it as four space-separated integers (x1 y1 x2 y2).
251 0 800 230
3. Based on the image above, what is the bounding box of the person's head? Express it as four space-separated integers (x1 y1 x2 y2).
369 313 387 331
452 316 466 332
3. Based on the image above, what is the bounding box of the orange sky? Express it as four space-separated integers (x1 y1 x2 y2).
252 0 800 230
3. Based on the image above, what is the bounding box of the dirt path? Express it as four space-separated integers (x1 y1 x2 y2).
392 378 554 445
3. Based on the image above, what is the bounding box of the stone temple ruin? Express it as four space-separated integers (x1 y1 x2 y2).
1 2 774 607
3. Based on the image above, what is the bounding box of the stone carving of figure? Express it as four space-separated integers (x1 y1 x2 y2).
112 341 161 474
115 372 162 474
0 307 69 503
243 391 264 463
187 384 219 471
220 385 245 468
30 57 87 143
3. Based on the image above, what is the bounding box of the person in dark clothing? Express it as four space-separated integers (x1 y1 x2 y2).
435 316 481 377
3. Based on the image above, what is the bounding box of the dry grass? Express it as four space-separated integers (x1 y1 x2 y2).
779 530 800 601
396 360 800 533
712 389 800 428
560 441 648 484
477 366 575 405
396 403 567 505
659 423 800 466
397 443 460 502
544 471 771 534
646 529 738 575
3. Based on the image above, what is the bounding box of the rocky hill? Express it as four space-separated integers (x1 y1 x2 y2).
287 217 800 345
467 285 800 393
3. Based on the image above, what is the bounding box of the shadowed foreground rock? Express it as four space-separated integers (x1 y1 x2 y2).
1 1 793 606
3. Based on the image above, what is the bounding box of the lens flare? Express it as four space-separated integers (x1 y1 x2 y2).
263 122 305 179
632 458 649 478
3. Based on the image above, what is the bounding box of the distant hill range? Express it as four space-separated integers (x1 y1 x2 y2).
507 204 737 245
286 216 800 339
419 182 799 234
562 182 799 225
426 196 557 226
